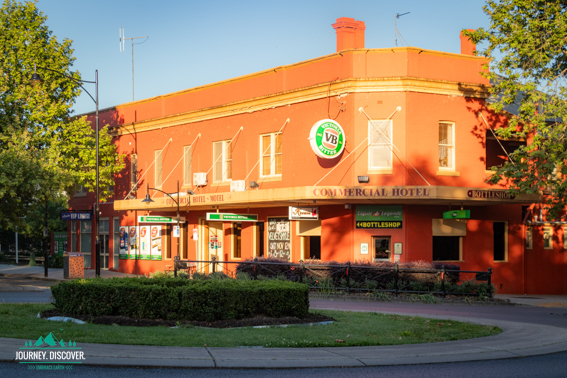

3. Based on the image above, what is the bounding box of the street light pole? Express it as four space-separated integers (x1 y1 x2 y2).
142 180 182 277
94 70 100 278
31 65 101 277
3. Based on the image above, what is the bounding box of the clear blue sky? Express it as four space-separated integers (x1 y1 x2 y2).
36 0 490 116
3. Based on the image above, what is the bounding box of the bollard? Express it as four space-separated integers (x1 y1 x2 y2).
253 257 258 280
28 252 37 267
212 256 216 273
299 260 304 284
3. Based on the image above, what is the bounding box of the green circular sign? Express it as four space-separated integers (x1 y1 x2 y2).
308 119 345 159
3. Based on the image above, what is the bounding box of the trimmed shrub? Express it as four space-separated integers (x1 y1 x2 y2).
51 277 309 321
236 258 461 290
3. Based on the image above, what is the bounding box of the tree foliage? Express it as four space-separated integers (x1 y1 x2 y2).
0 0 123 230
464 0 567 217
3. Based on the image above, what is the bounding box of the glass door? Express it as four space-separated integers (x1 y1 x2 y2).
372 236 391 261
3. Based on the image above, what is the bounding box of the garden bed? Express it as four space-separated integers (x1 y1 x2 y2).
40 308 334 328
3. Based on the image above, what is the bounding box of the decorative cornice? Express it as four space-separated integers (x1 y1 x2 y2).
113 77 489 136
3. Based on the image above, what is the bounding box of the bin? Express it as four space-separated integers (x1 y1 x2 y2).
64 253 84 279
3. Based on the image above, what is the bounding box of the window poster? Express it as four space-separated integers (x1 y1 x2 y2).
150 226 162 260
139 226 151 260
128 226 139 260
119 226 129 259
267 217 291 260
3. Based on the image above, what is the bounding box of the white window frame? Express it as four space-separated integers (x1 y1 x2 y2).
260 132 282 177
213 140 232 183
368 119 393 170
439 121 455 171
543 227 553 249
564 227 567 250
155 150 163 188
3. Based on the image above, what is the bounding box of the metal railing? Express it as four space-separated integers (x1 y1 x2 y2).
173 257 493 298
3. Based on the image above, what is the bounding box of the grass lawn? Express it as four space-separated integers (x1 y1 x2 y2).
0 304 501 348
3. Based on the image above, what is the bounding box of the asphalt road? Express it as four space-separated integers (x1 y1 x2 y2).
2 352 567 378
1 277 567 375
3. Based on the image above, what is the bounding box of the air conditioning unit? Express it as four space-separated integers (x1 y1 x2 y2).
193 172 207 186
230 180 246 192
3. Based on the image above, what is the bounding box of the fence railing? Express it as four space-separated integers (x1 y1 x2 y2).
173 257 493 298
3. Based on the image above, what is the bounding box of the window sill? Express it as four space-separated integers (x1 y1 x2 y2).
436 171 460 177
434 260 464 262
493 260 508 263
258 175 282 183
367 169 393 175
74 193 87 198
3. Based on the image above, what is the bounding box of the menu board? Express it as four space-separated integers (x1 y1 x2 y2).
128 226 139 260
267 218 291 260
139 226 151 260
119 226 129 259
150 226 162 260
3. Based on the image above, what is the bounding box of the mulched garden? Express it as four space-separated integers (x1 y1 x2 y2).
40 308 335 328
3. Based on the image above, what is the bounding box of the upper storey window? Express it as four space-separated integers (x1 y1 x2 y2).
368 120 393 170
439 122 455 170
213 140 232 183
260 133 282 177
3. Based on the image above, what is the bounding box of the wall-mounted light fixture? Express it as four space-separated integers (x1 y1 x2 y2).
358 176 370 184
249 181 260 189
345 204 351 210
186 190 195 195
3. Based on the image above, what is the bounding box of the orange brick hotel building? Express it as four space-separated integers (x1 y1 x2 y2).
68 18 567 294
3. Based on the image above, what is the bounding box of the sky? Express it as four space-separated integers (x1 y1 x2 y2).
36 0 491 116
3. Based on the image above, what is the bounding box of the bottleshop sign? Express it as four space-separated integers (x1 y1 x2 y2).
206 213 258 222
309 119 345 159
467 190 515 200
138 216 186 223
356 205 403 229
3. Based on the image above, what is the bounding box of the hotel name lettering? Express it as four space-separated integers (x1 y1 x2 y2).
313 188 430 198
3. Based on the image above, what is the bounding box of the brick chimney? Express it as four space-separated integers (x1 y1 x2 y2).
332 17 365 52
460 29 476 55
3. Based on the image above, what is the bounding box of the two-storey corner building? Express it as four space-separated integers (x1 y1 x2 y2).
68 17 566 295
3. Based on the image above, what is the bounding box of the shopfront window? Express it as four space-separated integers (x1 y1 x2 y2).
233 223 242 259
433 236 461 261
80 220 91 268
493 221 507 261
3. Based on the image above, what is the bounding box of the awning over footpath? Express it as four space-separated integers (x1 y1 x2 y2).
114 186 541 212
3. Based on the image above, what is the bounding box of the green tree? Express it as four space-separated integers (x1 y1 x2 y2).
464 0 567 217
0 0 123 230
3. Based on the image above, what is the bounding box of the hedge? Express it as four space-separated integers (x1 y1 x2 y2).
51 277 309 322
236 258 460 289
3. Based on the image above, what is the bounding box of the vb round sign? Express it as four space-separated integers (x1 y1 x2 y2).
308 119 345 159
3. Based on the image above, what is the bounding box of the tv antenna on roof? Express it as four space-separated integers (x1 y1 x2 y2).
120 27 149 101
395 12 410 47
